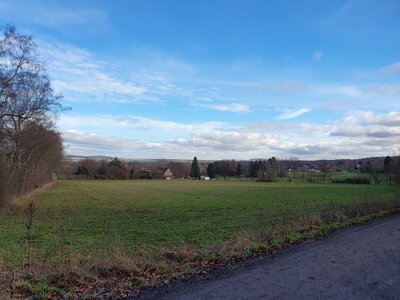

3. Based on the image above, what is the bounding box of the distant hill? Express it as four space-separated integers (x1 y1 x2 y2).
66 154 389 164
65 155 114 161
65 155 199 163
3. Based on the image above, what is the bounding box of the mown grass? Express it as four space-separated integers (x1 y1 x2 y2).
0 180 399 298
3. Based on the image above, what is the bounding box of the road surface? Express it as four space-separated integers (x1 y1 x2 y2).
136 215 400 300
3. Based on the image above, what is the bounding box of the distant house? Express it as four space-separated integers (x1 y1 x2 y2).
152 167 174 180
301 164 309 172
138 169 152 179
200 175 210 180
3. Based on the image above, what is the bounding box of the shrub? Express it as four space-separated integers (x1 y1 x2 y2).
0 157 6 212
332 177 370 184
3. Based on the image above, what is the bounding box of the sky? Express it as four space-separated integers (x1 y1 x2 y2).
1 0 400 160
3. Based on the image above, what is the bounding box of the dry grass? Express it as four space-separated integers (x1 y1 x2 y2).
1 247 143 299
1 182 54 218
90 248 141 278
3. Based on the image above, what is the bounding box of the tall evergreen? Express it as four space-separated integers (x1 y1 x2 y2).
384 156 392 173
190 156 201 179
207 163 215 178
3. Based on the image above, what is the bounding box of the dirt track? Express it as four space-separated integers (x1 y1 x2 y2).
136 215 400 300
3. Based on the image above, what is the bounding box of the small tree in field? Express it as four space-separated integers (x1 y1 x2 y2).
190 156 200 179
384 156 393 184
321 159 330 182
237 162 242 177
288 157 299 179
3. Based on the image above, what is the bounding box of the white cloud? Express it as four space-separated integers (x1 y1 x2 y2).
276 108 310 120
59 114 225 133
63 130 156 156
313 51 323 61
338 111 399 127
330 111 400 145
58 111 400 160
206 103 250 113
334 85 362 97
171 130 276 152
368 111 400 127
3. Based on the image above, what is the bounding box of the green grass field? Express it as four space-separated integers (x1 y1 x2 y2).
1 180 399 297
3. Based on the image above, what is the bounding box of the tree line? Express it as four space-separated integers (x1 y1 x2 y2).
64 156 281 182
0 26 64 211
206 158 279 181
62 154 400 184
63 157 188 180
70 157 132 180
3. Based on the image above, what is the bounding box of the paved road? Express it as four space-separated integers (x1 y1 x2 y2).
137 215 400 300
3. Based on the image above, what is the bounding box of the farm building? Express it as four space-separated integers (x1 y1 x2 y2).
152 167 174 179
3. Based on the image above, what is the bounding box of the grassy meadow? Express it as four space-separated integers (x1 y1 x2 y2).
1 179 400 297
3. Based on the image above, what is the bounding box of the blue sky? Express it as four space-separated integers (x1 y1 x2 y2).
1 0 400 159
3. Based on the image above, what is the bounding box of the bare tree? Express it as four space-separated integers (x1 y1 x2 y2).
288 157 299 179
0 26 64 200
1 26 63 170
257 157 278 182
320 159 330 182
12 123 63 195
167 161 190 178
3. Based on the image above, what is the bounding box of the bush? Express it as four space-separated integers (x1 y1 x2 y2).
332 177 370 184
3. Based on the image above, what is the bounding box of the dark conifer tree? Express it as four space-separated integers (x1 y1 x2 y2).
190 156 201 179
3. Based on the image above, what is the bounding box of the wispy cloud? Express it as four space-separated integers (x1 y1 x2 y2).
37 8 107 26
313 51 323 61
206 103 250 113
377 84 400 96
311 84 363 98
0 1 108 27
40 41 251 109
276 108 310 120
249 80 305 91
40 41 146 102
380 62 400 74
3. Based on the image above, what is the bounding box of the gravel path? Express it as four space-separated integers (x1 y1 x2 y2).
136 215 400 300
